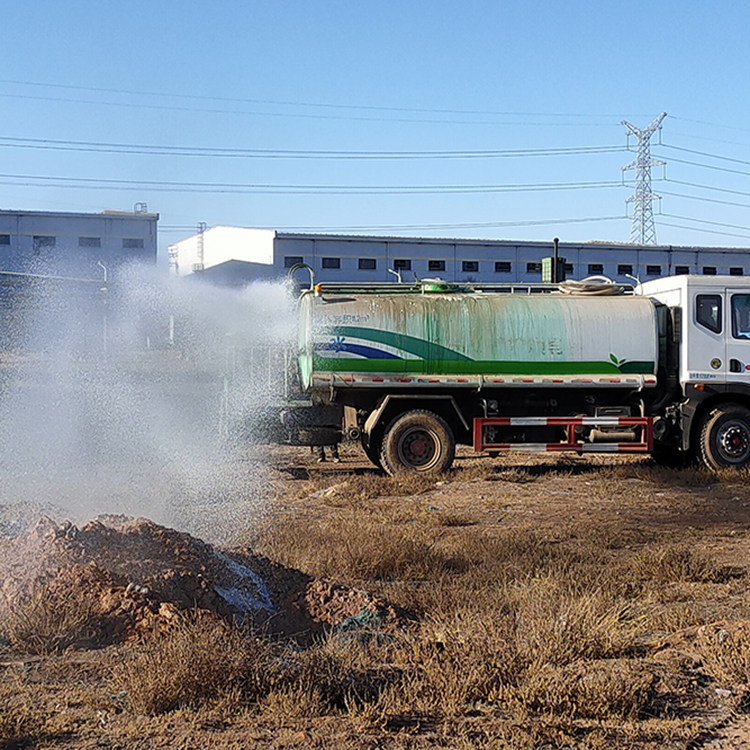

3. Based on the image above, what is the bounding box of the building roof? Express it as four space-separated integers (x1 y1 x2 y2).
0 208 159 220
274 231 749 252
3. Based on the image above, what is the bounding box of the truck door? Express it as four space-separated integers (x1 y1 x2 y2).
725 290 750 384
687 291 726 382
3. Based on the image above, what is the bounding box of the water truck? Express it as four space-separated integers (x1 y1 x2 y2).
257 273 750 474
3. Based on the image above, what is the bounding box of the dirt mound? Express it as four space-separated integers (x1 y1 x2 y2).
0 514 403 648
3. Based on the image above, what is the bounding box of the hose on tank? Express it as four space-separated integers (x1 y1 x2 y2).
557 276 630 296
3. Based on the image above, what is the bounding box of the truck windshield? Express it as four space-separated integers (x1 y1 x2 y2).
732 294 750 339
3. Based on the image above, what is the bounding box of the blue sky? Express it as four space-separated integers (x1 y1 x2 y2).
2 0 750 253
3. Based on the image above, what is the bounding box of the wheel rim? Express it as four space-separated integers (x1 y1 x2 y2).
717 420 750 464
397 427 440 469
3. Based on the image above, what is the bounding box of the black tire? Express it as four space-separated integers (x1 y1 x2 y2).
699 403 750 471
380 410 455 476
361 433 383 469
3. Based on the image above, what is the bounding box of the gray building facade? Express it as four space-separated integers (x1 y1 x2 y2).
169 227 750 285
0 208 159 280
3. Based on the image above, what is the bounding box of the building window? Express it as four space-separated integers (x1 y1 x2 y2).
0 234 9 246
587 263 603 275
79 236 101 248
617 264 633 276
123 238 144 249
526 262 542 274
495 261 512 273
730 267 744 276
393 259 411 271
696 294 722 334
358 258 376 270
564 263 574 274
284 256 303 268
675 265 690 275
428 260 446 272
462 261 479 273
703 266 717 276
33 235 55 255
646 265 661 276
321 257 340 269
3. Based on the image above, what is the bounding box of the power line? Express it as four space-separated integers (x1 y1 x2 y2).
668 178 750 199
662 143 750 168
0 173 630 195
654 152 750 178
0 135 627 160
659 189 750 210
669 115 750 135
0 91 623 127
0 79 645 120
660 213 750 232
157 215 627 234
656 220 750 240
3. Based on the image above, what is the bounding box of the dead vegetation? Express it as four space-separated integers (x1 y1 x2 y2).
3 452 750 748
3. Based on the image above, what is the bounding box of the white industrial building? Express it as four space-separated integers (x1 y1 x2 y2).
168 226 750 286
0 208 159 280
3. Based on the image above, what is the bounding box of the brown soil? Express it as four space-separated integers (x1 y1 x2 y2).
0 511 402 648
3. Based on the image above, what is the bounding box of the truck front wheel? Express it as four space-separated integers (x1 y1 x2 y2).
699 404 750 471
380 410 455 475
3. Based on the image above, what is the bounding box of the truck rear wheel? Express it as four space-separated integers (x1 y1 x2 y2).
380 410 455 476
699 404 750 471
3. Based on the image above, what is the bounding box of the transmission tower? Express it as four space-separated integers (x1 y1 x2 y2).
621 112 667 245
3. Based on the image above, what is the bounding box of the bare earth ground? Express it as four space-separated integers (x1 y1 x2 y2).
3 444 750 748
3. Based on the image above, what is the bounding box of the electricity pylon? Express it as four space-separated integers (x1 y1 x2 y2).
622 112 667 245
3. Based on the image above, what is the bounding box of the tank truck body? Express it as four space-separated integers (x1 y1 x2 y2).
273 275 750 474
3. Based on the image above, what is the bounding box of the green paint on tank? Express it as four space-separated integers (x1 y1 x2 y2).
332 325 472 361
312 355 654 376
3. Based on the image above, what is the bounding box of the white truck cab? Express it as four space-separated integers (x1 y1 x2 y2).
642 275 750 469
641 275 750 387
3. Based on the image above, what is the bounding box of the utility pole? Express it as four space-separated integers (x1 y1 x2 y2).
622 112 667 245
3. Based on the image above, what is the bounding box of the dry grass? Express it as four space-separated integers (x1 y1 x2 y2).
0 580 102 655
4 453 750 747
696 622 750 689
114 617 276 715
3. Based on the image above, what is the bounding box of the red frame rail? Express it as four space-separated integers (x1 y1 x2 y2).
473 416 653 455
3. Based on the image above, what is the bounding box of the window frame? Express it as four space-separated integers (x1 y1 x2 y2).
321 257 341 270
696 293 723 334
732 294 750 339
